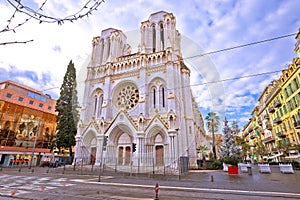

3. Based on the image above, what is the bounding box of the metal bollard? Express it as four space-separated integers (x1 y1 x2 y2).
211 175 214 182
247 166 252 175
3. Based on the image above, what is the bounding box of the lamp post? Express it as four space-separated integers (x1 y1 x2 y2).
29 120 41 169
98 135 107 182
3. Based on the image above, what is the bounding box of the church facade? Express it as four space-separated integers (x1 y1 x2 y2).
74 11 206 171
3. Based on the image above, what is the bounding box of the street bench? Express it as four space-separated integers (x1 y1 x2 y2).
279 164 294 174
238 163 251 173
258 164 271 173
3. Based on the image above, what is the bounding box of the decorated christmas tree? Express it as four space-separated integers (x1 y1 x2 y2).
219 119 242 166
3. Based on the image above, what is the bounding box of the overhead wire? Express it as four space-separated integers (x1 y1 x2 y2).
40 32 298 93
183 33 297 60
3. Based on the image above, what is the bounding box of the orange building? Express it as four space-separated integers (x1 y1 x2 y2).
0 80 57 167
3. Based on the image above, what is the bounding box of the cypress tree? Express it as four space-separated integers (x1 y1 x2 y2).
55 60 79 158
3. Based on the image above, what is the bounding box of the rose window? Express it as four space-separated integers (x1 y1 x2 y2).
114 83 139 110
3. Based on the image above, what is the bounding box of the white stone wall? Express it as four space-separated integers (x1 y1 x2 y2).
75 11 206 170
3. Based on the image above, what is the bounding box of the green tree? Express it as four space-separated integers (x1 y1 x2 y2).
277 139 292 157
205 112 219 160
55 60 79 158
240 141 250 160
254 142 268 159
219 121 242 166
231 120 240 135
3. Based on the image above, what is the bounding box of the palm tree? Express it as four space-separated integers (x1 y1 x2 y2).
196 145 209 159
205 112 219 160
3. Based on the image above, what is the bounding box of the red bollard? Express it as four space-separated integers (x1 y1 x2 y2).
40 186 46 191
155 183 159 200
11 190 17 196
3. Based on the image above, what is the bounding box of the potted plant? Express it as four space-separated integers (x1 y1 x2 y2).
219 119 242 174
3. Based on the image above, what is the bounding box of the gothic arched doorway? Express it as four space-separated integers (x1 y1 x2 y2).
155 134 164 166
90 138 97 165
117 133 132 165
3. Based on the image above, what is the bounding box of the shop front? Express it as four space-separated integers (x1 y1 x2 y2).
0 146 51 167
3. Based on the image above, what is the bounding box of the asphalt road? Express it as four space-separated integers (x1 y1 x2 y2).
0 165 299 200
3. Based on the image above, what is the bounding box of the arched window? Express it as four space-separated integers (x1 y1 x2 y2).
97 94 103 118
152 25 156 52
160 86 166 108
100 39 104 64
162 87 165 107
153 88 156 108
160 23 164 50
94 95 98 117
107 38 111 58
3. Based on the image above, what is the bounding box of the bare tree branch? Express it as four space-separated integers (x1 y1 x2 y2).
0 0 105 45
0 39 34 45
6 0 105 24
1 0 48 34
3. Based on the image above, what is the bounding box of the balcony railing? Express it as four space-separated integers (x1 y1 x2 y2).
243 132 249 137
266 123 272 130
273 117 282 124
262 136 275 143
294 120 300 129
248 127 253 133
274 100 282 108
258 119 262 126
250 135 255 140
264 115 270 119
268 106 275 113
277 132 286 138
271 147 277 152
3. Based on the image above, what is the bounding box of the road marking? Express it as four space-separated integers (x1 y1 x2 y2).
0 174 74 197
0 188 30 196
70 176 113 182
74 180 300 198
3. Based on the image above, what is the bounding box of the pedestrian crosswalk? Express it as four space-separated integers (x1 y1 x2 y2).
0 174 74 197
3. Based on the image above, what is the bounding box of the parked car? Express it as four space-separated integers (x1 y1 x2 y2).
40 154 52 167
40 160 50 167
49 160 64 168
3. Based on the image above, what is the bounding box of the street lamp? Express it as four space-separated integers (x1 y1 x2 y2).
98 135 107 182
29 120 41 169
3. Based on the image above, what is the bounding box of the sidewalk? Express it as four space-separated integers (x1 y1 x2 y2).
177 165 300 194
1 164 299 193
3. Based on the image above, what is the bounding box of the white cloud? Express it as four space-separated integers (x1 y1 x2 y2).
0 0 300 130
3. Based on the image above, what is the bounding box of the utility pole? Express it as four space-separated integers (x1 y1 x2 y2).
29 120 41 169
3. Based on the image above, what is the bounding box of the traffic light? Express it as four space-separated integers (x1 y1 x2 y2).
132 143 136 152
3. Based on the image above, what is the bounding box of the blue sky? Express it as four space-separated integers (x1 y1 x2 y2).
1 0 300 133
